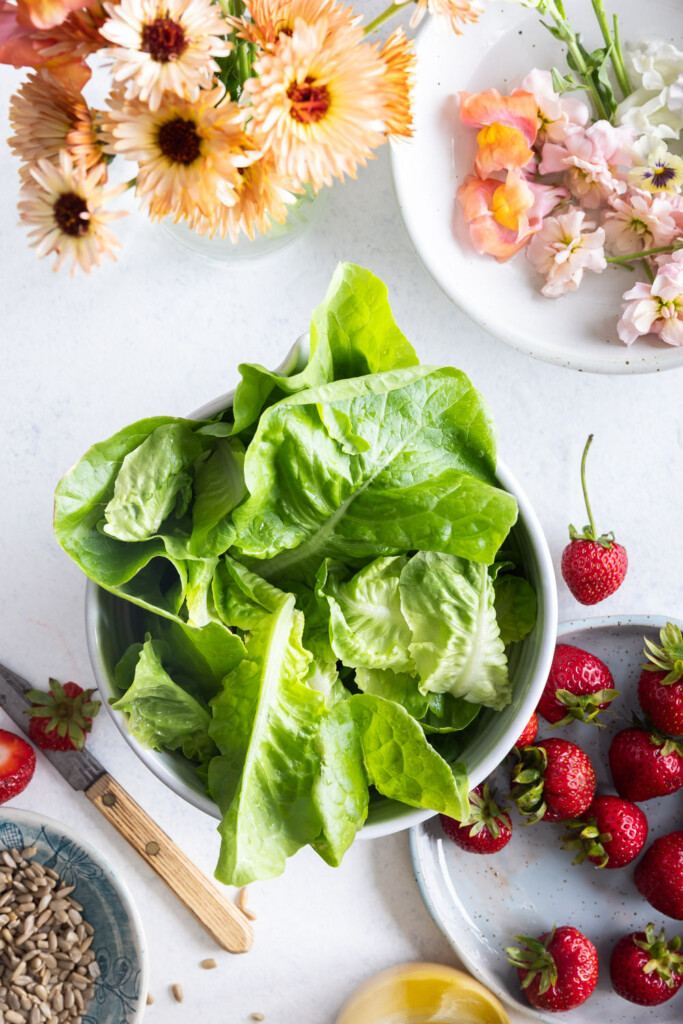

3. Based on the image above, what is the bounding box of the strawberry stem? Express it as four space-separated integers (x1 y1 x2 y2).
580 434 597 540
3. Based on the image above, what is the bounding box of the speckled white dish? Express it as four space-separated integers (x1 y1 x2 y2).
390 2 683 374
411 614 683 1023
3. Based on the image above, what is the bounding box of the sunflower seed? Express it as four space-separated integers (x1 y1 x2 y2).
200 958 217 970
171 983 183 1003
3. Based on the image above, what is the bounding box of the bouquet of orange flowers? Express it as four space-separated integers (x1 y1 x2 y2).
1 0 482 273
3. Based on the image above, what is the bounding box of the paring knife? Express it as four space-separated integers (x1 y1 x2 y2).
0 662 253 955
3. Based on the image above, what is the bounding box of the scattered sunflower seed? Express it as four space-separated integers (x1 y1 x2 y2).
146 993 154 1005
171 983 183 1003
199 959 217 970
250 1014 265 1021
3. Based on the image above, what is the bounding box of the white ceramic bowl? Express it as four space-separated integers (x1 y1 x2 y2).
0 808 148 1024
390 1 683 374
86 339 558 838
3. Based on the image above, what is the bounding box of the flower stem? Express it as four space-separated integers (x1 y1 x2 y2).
364 0 414 35
580 434 597 540
546 1 609 121
611 14 632 97
607 243 683 265
590 0 631 99
642 259 655 284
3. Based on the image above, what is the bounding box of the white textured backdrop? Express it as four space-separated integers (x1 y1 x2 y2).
0 3 682 1019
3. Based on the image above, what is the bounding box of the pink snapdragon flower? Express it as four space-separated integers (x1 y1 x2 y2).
516 68 589 143
457 169 567 262
617 259 683 346
603 190 680 254
527 208 607 298
540 120 635 208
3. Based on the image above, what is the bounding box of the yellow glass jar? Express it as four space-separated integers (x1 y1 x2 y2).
335 963 510 1024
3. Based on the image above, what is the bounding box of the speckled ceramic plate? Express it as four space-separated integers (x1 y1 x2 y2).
411 614 683 1023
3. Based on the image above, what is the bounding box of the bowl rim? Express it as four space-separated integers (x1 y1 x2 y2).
85 342 558 837
0 806 149 1023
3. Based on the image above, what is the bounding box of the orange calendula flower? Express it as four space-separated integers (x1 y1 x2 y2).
460 88 539 146
100 0 231 112
190 151 301 241
9 68 103 181
475 123 534 177
411 0 481 35
377 26 415 140
243 16 386 192
19 149 126 273
104 86 260 225
235 0 359 50
16 0 92 31
458 169 567 262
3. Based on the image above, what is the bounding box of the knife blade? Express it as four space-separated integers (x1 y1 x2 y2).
0 662 253 954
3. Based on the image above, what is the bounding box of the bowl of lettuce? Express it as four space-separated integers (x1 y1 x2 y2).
55 263 557 886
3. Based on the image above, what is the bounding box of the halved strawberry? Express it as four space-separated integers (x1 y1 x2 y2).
0 729 36 804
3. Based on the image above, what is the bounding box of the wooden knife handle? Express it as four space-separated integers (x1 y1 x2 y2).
85 774 253 954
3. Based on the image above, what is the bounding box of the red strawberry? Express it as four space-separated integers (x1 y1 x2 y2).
538 644 618 726
610 924 683 1005
506 925 599 1012
511 737 596 824
562 795 648 869
440 783 512 855
0 729 36 804
609 727 683 802
515 712 538 748
27 679 100 752
560 435 628 605
634 832 683 920
638 622 683 736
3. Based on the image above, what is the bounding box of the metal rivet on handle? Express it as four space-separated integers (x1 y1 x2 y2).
145 841 161 856
101 793 116 807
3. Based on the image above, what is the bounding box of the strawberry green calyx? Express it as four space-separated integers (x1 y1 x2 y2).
568 435 616 549
634 924 683 987
642 623 683 685
464 783 509 839
631 713 683 756
511 745 548 825
506 927 558 995
562 818 611 868
552 686 619 727
26 679 100 751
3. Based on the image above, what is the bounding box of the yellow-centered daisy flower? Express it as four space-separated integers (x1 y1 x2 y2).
8 69 104 182
243 16 386 192
411 0 481 35
19 150 127 274
191 151 301 241
237 0 360 49
377 27 415 140
104 86 259 225
100 0 231 111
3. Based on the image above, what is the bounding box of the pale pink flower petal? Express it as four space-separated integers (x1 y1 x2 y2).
540 120 635 208
617 262 683 345
603 189 680 253
527 208 606 298
517 68 589 143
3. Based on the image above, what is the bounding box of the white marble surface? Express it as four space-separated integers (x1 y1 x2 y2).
1 6 683 1019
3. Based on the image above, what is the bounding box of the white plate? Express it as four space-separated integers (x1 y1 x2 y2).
390 2 683 374
411 614 683 1023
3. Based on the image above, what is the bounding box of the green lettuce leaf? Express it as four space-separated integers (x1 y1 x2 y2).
400 552 511 710
494 574 538 646
347 693 469 821
112 639 217 762
311 699 369 867
421 694 481 735
316 556 413 672
354 667 429 720
232 367 518 580
208 594 325 886
189 439 245 557
230 263 418 435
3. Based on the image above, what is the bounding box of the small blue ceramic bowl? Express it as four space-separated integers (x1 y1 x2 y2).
0 808 148 1024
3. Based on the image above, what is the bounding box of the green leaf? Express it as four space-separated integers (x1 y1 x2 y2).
347 693 470 820
232 367 518 580
316 556 413 672
230 263 418 435
189 440 245 557
103 423 203 542
112 639 217 762
355 667 430 720
400 552 511 710
493 575 538 646
311 699 369 867
421 693 481 735
208 594 325 885
212 555 291 631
